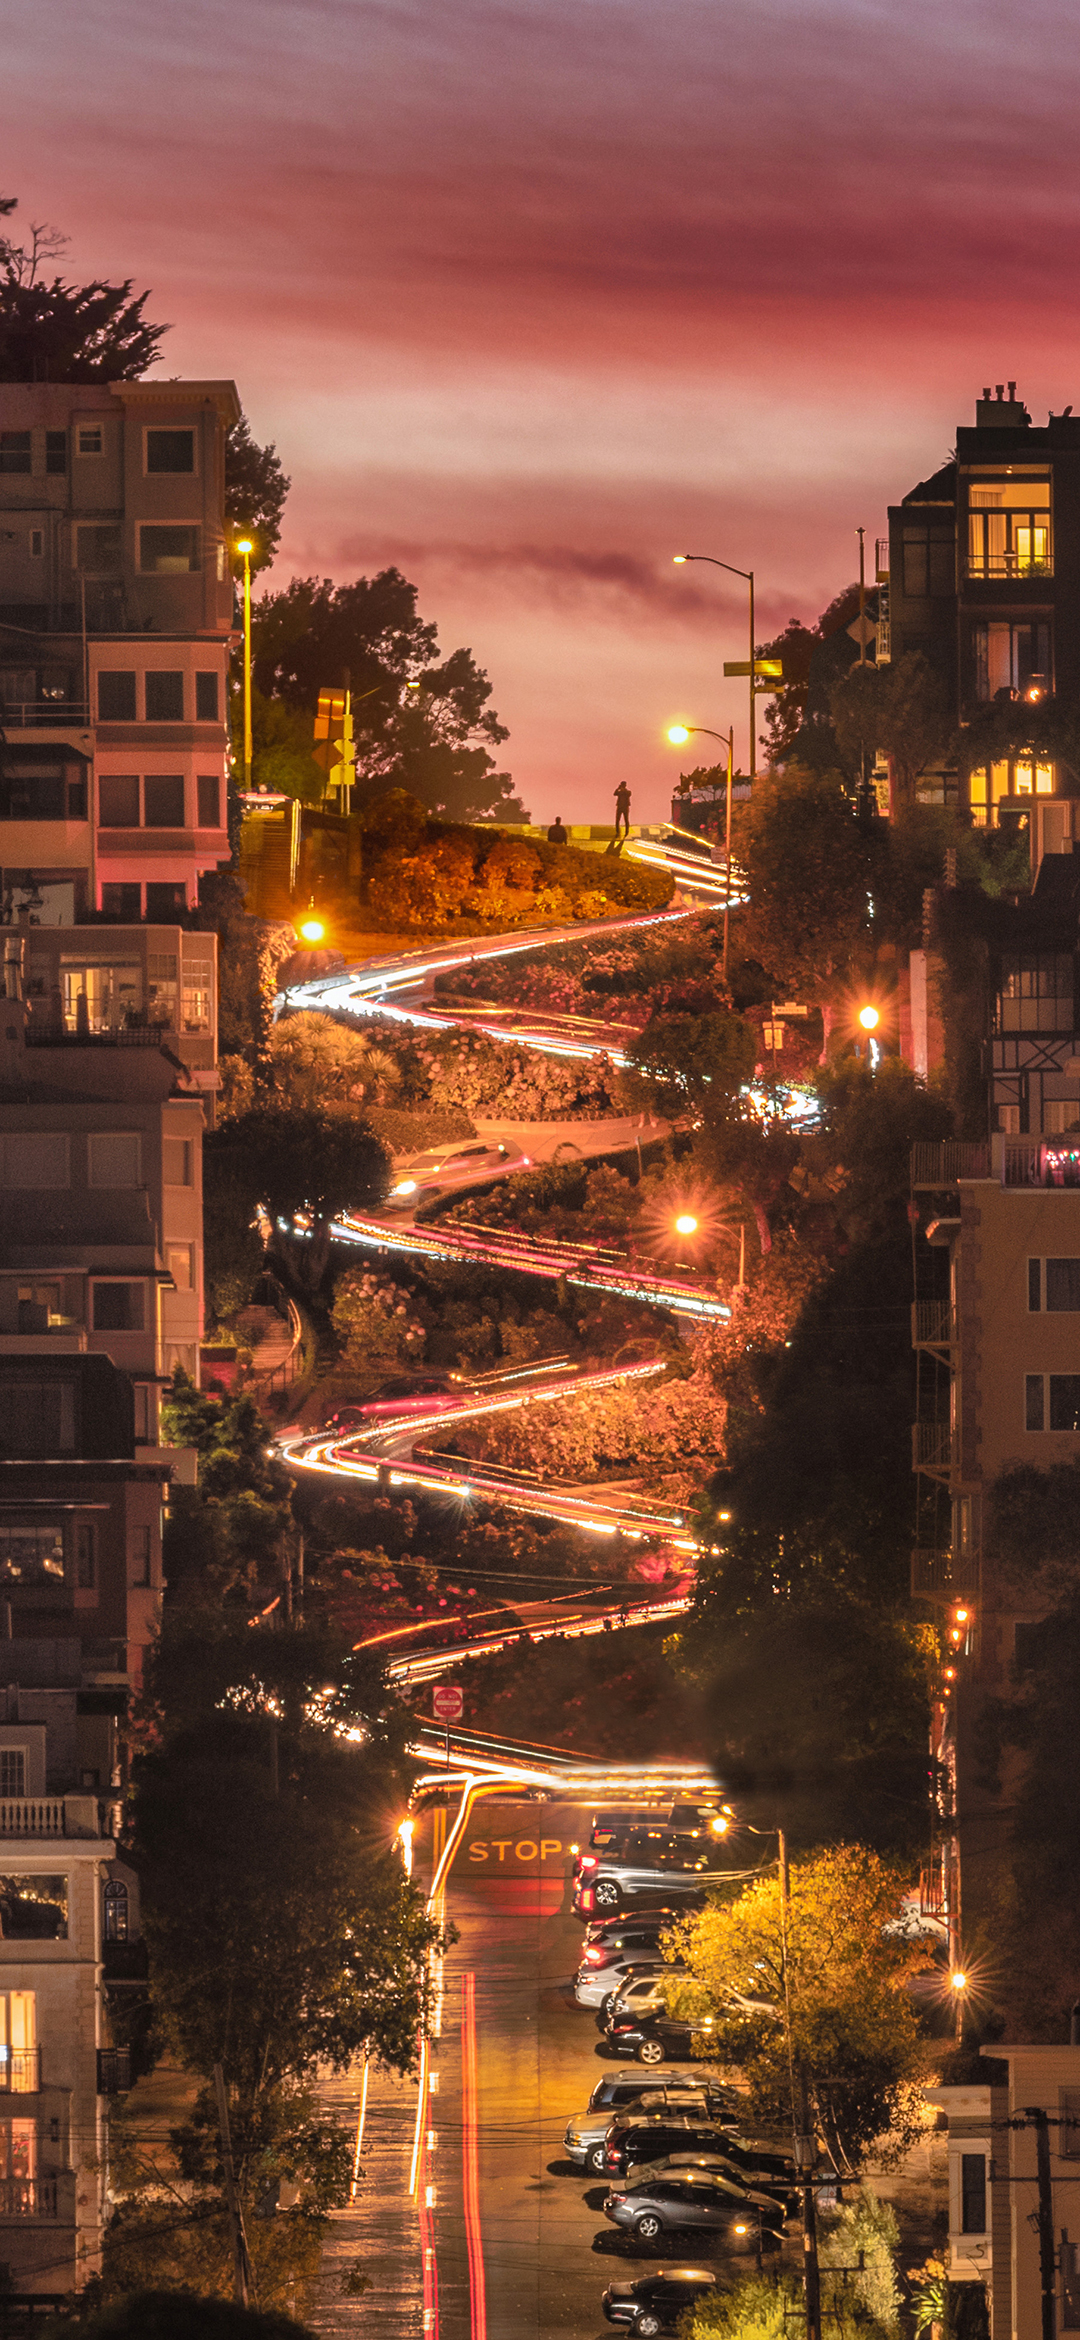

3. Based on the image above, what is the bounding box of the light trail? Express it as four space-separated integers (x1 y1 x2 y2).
280 1355 697 1549
327 1208 732 1322
461 1972 486 2340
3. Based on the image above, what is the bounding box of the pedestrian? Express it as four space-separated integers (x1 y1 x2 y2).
613 780 632 838
547 815 568 844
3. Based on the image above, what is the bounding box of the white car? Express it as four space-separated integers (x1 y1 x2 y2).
383 1140 531 1213
575 1954 667 2011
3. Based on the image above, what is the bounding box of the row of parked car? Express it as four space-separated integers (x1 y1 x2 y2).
565 1808 799 2335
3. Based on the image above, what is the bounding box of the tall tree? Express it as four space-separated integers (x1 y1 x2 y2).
0 190 168 380
733 762 873 1041
251 571 523 823
225 416 290 573
830 652 950 808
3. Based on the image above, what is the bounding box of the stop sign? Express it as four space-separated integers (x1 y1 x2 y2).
432 1684 464 1723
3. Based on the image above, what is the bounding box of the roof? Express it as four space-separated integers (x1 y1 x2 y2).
109 379 241 425
901 461 957 507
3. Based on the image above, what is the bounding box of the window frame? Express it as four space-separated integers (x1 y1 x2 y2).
144 426 197 477
90 1280 147 1335
97 671 137 723
75 424 105 458
143 671 184 724
137 523 201 576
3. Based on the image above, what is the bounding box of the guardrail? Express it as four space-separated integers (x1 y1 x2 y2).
262 1297 304 1397
910 1143 990 1188
0 2053 39 2095
912 1303 956 1348
0 702 89 728
912 1425 952 1472
0 2179 57 2220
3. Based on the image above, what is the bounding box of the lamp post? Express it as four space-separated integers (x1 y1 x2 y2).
666 723 735 976
673 554 757 783
234 537 254 789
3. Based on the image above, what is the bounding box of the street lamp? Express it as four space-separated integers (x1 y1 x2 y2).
673 554 758 784
234 537 255 790
665 722 735 977
674 1213 699 1238
858 1005 880 1033
950 1968 968 2046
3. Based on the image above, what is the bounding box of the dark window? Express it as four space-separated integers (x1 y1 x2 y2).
98 672 137 722
0 1754 24 1798
195 671 219 722
76 525 121 575
0 1385 75 1457
91 1282 145 1333
0 1875 67 1938
1026 1375 1045 1430
902 526 955 598
144 671 184 723
98 775 140 828
1046 1260 1080 1311
1029 1258 1042 1311
143 775 184 827
132 1525 152 1586
960 2152 987 2234
146 428 194 474
0 434 31 476
101 883 141 918
0 767 66 820
67 775 87 820
1050 1377 1080 1430
196 774 220 828
45 431 67 475
146 882 186 918
140 525 200 574
75 1524 95 1591
103 1881 128 1943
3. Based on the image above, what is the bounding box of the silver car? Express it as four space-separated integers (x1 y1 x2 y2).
575 1954 667 2011
383 1140 530 1212
564 2080 732 2173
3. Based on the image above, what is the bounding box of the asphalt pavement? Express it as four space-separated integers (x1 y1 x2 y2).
410 1795 771 2340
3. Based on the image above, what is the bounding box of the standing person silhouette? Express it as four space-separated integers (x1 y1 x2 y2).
613 780 632 839
547 815 568 844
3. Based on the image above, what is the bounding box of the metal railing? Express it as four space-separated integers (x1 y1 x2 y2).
262 1298 304 1398
24 1023 167 1049
0 2180 57 2220
0 2054 39 2096
96 2046 131 2096
911 1142 990 1188
1003 1141 1080 1189
912 1302 956 1348
911 1548 976 1598
0 702 89 729
912 1424 952 1472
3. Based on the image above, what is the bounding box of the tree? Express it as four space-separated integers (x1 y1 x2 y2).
160 1376 296 1600
0 274 168 382
265 1014 401 1114
733 763 873 1042
251 572 523 822
624 1009 755 1124
665 1844 928 2165
60 2293 316 2340
225 416 290 574
755 617 818 766
830 653 950 808
230 688 325 802
205 1109 390 1292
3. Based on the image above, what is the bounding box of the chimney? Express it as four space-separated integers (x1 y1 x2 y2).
1008 381 1016 401
996 385 1005 400
983 386 992 401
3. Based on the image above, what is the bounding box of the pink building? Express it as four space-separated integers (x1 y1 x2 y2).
0 378 238 921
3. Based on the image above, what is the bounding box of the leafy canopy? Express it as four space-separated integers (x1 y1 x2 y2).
666 1843 928 2164
733 763 873 1008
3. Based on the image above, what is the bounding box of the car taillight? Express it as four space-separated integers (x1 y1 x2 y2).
580 1888 595 1911
583 1948 605 1964
579 1856 599 1872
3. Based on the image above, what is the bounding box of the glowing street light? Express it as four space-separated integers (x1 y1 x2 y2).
234 537 255 789
298 910 327 946
667 724 692 746
858 1004 880 1033
675 1213 699 1237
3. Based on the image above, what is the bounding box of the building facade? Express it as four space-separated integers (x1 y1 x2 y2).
886 385 1080 824
0 379 238 921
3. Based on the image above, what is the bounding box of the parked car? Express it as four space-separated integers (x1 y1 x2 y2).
604 2115 744 2180
604 2011 711 2066
603 2169 786 2247
572 1825 732 1918
576 1953 667 2012
563 2080 736 2173
382 1141 531 1212
625 2151 795 2218
601 2269 719 2332
584 1908 681 1945
600 1969 685 2031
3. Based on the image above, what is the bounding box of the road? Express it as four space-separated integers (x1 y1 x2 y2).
328 1208 731 1323
336 1790 775 2340
280 1355 699 1554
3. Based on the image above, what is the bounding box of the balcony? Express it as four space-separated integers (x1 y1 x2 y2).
23 1023 167 1050
0 701 90 730
911 1548 977 1600
0 1796 104 1841
1002 1140 1080 1189
0 2053 40 2096
912 1302 957 1351
0 2179 57 2221
913 1425 952 1476
911 1142 990 1189
96 2046 131 2096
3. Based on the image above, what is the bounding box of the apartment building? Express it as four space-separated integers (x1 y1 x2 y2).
886 384 1080 822
0 378 238 921
928 2047 1080 2339
0 1698 137 2295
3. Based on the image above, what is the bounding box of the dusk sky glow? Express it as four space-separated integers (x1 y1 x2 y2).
8 0 1080 819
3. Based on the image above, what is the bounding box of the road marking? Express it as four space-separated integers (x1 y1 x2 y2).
462 1971 487 2340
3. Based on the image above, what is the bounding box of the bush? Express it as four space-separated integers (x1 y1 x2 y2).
365 1103 476 1155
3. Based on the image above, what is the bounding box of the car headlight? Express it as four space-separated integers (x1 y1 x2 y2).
392 1179 419 1195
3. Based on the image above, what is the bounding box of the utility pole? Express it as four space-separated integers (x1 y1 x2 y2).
1027 2107 1058 2340
722 726 734 981
213 2061 256 2309
778 1833 823 2340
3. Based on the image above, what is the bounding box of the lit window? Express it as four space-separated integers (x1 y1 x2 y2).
967 478 1052 577
139 525 200 574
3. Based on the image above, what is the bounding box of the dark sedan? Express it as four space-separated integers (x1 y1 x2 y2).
603 2169 786 2247
605 2115 739 2179
601 2269 718 2334
604 2011 710 2066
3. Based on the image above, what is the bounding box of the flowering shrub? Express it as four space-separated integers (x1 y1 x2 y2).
418 1031 620 1120
331 1269 427 1370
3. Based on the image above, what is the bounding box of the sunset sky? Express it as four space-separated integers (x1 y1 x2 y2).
6 0 1080 821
